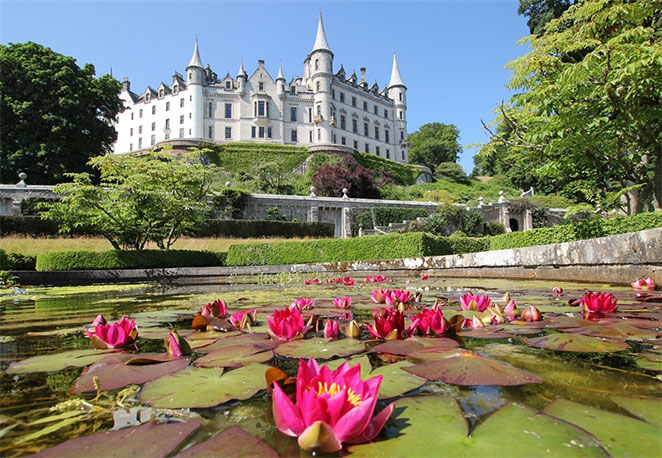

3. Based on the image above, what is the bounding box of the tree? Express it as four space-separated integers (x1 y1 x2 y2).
41 151 215 250
518 0 577 35
408 123 462 173
480 0 662 214
312 155 386 199
0 42 123 184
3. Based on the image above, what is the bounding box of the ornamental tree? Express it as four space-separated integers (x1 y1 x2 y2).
41 151 215 250
480 0 662 214
408 123 462 173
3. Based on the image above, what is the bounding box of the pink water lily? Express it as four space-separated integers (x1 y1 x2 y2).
230 309 257 330
365 308 408 340
343 277 355 286
271 358 394 453
91 314 107 327
267 306 312 341
580 292 618 314
333 296 352 309
324 319 340 339
409 308 450 337
164 329 191 357
371 288 390 304
521 305 542 322
200 299 228 318
365 275 387 283
86 317 138 349
631 277 656 291
384 289 413 308
421 274 429 280
291 297 315 310
552 286 564 295
460 293 491 312
304 278 321 285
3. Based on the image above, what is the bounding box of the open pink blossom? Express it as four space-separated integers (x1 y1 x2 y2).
291 298 315 310
333 296 352 309
631 277 656 291
343 277 355 286
230 309 257 330
384 289 412 307
460 293 491 312
271 358 394 453
304 278 321 285
580 292 618 314
86 317 138 349
421 274 429 280
164 329 192 357
364 308 407 340
324 319 340 339
371 288 390 304
409 308 450 337
200 299 228 318
267 306 312 341
365 275 387 283
91 314 107 327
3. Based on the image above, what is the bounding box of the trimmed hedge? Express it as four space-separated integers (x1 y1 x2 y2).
203 142 310 174
0 249 37 271
489 211 662 251
196 220 334 238
36 250 227 271
1 216 67 236
371 207 429 227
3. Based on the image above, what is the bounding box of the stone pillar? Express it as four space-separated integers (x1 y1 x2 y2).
524 209 533 231
309 206 319 223
502 206 512 232
342 207 351 239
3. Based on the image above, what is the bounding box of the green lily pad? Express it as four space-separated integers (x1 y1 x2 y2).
370 361 426 399
609 395 662 427
6 349 117 374
458 328 513 339
544 398 661 457
274 338 365 360
174 426 277 458
566 324 660 341
403 349 543 386
635 356 662 371
195 333 277 353
71 354 190 393
524 333 630 353
543 316 596 329
348 396 605 456
324 355 371 379
140 364 268 408
193 345 273 368
35 420 202 457
371 337 458 356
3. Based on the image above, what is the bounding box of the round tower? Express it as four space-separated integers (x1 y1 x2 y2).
309 12 333 145
387 52 408 162
186 38 205 140
237 60 247 96
276 63 286 98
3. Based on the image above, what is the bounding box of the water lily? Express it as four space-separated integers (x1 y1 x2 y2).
365 308 407 340
328 278 343 284
271 358 394 453
91 314 107 327
384 289 413 308
87 317 138 349
371 288 390 304
267 306 312 341
164 329 192 357
200 299 228 318
324 319 340 339
230 309 257 330
421 274 429 280
520 305 542 322
631 277 656 291
365 275 387 283
460 293 491 312
346 320 361 338
291 298 315 310
333 296 352 309
409 308 450 337
552 286 564 295
343 277 355 286
471 315 486 329
487 305 506 325
304 278 321 285
580 292 618 314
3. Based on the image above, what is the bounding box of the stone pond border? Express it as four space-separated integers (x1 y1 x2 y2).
13 228 662 286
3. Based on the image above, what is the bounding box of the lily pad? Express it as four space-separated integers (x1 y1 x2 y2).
544 398 661 457
140 364 268 408
371 337 458 356
524 334 630 353
403 349 543 386
195 333 277 353
274 338 365 360
635 356 662 371
458 328 514 339
193 345 273 368
369 361 426 399
609 395 662 427
348 396 605 457
6 349 117 374
34 420 202 458
543 316 596 329
324 355 371 379
566 324 660 341
174 426 277 457
71 354 190 393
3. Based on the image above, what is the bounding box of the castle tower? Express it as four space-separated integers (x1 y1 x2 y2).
387 52 408 161
237 60 247 95
309 12 333 145
276 63 285 98
186 38 205 140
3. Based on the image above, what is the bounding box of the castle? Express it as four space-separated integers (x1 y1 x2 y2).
113 13 409 163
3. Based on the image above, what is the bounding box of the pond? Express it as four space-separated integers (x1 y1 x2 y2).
1 273 660 457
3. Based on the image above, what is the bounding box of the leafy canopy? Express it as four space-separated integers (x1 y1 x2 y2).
408 123 462 173
41 151 215 250
0 42 123 184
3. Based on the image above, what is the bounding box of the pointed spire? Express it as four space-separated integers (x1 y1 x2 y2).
312 12 331 53
276 63 285 80
388 52 406 88
187 38 204 69
237 59 247 78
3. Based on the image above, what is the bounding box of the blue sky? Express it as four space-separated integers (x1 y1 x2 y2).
0 0 531 174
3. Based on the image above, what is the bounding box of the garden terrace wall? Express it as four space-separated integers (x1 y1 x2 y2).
196 220 334 238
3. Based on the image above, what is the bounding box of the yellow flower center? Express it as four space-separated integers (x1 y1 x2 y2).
314 381 362 407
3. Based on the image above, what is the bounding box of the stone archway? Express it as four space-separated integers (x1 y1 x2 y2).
509 218 519 232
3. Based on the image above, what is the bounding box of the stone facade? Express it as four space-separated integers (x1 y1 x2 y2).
113 13 409 163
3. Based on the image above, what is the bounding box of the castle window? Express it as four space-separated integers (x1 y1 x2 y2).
333 133 337 144
290 107 297 122
225 127 232 139
353 140 358 149
340 92 344 103
315 59 319 70
341 136 346 145
131 113 134 120
139 126 143 134
225 103 232 119
152 106 156 115
364 122 368 136
316 105 321 115
374 105 378 115
189 72 192 79
145 93 150 102
309 131 313 142
251 126 256 138
399 111 403 120
400 130 404 140
129 143 133 150
180 98 184 107
159 89 164 98
340 115 345 130
384 109 388 118
256 101 266 117
352 119 358 133
401 150 405 160
399 93 402 101
259 126 265 138
180 115 184 124
179 128 184 138
365 143 369 153
208 126 213 138
165 119 170 129
259 82 264 91
138 138 142 148
374 126 379 140
189 112 192 118
165 132 170 140
290 86 296 94
267 127 272 138
208 102 213 117
317 129 321 140
363 101 367 111
352 96 356 107
386 149 390 159
130 128 133 136
385 129 390 143
190 95 192 101
308 108 312 122
151 134 155 146
139 109 143 118
291 130 297 142
332 89 335 100
316 81 320 92
151 122 155 131
226 81 231 89
166 102 170 111
173 85 179 94
376 146 380 156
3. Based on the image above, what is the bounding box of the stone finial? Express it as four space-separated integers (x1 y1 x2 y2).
342 188 349 200
498 190 508 203
310 186 317 197
225 181 231 187
16 172 27 187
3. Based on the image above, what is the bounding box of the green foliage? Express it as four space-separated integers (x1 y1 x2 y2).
265 206 288 221
489 212 662 251
6 252 37 270
485 222 507 236
529 194 574 209
0 270 18 287
463 209 484 236
40 151 215 250
370 207 429 227
1 215 64 236
434 162 469 184
20 198 52 216
353 151 421 185
252 157 296 194
202 142 309 175
0 42 123 184
427 205 466 236
0 249 7 270
531 207 548 229
35 249 226 271
196 220 334 239
351 211 374 237
211 189 248 219
518 0 576 35
401 176 520 205
408 123 462 173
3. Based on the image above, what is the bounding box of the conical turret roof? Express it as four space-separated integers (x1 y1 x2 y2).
187 38 204 69
237 59 247 78
276 63 285 80
312 12 331 53
388 52 406 88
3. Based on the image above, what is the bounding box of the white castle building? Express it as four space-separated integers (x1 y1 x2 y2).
113 14 409 162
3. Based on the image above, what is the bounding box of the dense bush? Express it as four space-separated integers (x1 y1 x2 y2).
489 211 662 250
196 220 334 239
485 221 506 236
463 209 484 236
202 142 310 175
0 216 79 236
211 189 248 219
0 249 7 270
371 207 429 227
312 155 384 199
353 151 422 186
351 210 374 236
36 250 227 271
427 205 466 236
20 198 53 216
7 252 37 270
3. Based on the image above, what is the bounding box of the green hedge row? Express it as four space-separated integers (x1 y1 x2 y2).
202 142 310 174
196 220 334 238
489 211 662 250
371 207 429 227
36 250 227 271
0 216 88 236
0 251 37 270
353 151 422 185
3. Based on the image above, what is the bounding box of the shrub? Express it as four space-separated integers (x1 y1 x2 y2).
36 250 227 271
20 197 53 216
211 189 247 219
7 252 37 270
463 209 484 236
353 151 421 185
531 207 548 229
312 155 381 198
485 222 506 236
488 211 662 251
434 162 469 184
351 210 374 236
201 142 310 175
427 205 465 236
195 220 334 238
0 249 8 270
0 215 64 236
370 207 429 227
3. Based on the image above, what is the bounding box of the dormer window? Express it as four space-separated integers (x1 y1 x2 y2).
159 89 164 98
145 92 151 102
290 86 296 95
173 85 179 94
226 81 231 89
258 82 264 91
